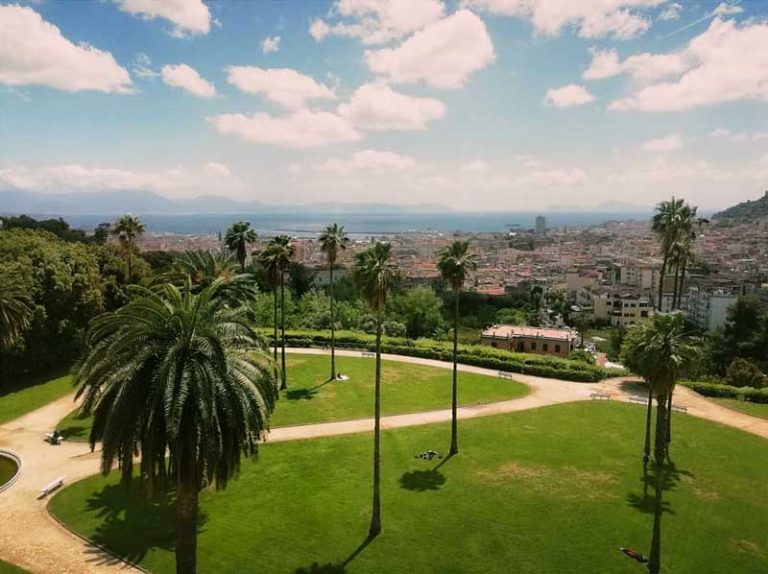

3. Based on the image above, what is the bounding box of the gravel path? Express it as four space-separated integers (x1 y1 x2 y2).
1 348 765 573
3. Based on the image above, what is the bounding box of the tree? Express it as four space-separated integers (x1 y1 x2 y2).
267 236 295 389
73 279 279 574
621 314 699 462
387 287 445 339
436 240 477 456
352 242 400 538
0 282 32 353
319 223 349 381
111 214 146 283
257 247 282 364
652 198 684 311
726 358 766 388
224 221 257 272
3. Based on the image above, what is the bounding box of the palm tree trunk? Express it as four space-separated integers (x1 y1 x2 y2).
671 263 680 310
643 381 654 461
666 390 673 448
677 258 687 309
657 256 667 312
647 461 665 574
280 275 287 390
330 263 336 380
272 286 278 363
127 249 133 285
654 393 668 464
175 480 199 574
369 316 382 538
449 290 459 455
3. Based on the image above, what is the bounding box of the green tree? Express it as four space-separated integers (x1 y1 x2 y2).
436 240 477 456
652 198 684 311
73 280 279 574
388 287 445 339
352 242 400 538
257 247 282 364
725 358 766 388
111 214 145 283
621 314 699 462
267 236 295 389
0 282 32 353
224 221 257 272
319 223 349 380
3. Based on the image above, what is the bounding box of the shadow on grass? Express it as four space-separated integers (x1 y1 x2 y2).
618 380 648 396
0 365 70 399
58 424 89 440
626 460 690 515
400 469 446 492
294 535 376 574
285 378 336 402
82 479 207 565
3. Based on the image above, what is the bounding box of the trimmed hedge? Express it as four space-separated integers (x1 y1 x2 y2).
681 381 768 404
258 328 624 382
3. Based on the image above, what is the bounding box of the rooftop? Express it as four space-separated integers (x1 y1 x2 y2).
481 325 578 341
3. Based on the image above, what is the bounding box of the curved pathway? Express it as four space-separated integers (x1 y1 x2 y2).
0 348 766 573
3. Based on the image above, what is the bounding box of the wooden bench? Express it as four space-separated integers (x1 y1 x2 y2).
590 392 611 401
360 351 376 358
497 371 515 380
628 395 647 405
671 403 688 413
38 476 65 499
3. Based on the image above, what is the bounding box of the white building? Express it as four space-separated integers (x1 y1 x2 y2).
686 287 738 332
535 215 546 235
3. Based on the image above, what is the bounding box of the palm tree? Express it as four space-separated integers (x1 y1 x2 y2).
224 221 257 272
257 247 281 363
673 206 707 309
318 224 349 380
352 242 400 538
621 314 699 462
111 214 145 283
0 283 32 352
73 279 279 574
651 198 684 311
436 240 477 456
268 235 295 390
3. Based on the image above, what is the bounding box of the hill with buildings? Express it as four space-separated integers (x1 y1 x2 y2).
713 191 768 221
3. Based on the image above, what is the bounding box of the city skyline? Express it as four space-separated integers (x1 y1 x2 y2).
1 0 767 211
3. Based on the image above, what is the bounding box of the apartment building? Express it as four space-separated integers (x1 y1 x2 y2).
686 287 738 332
593 289 653 327
480 325 578 358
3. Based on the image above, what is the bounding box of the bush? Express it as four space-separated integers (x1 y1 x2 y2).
568 349 596 365
725 358 766 389
680 381 768 404
256 328 624 382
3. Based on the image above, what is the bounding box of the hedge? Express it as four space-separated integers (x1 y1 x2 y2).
257 328 625 382
680 381 768 404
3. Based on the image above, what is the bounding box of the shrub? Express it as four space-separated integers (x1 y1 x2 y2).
568 349 596 365
725 358 766 389
680 381 768 404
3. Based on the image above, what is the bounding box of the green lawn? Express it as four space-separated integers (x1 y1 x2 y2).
0 456 18 487
50 403 768 573
0 370 73 426
711 398 768 420
58 354 528 439
0 560 29 574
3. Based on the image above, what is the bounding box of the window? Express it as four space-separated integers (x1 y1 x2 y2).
517 342 525 352
530 342 537 351
543 343 549 352
555 345 561 353
491 342 497 348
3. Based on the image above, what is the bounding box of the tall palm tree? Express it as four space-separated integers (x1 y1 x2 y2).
268 235 295 390
352 242 399 538
73 279 279 574
111 214 145 283
436 240 477 456
318 223 349 380
673 206 707 309
621 314 699 461
257 247 281 363
651 198 684 312
224 221 257 272
0 283 32 352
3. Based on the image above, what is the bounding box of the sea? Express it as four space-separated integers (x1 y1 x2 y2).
61 210 656 238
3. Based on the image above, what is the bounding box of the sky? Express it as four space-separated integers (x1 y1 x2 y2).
0 0 767 211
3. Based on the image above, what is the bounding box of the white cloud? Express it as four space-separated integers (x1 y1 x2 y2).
309 0 446 45
583 47 688 83
208 109 362 148
133 52 159 78
314 149 417 173
365 10 494 89
337 83 446 130
641 133 682 151
463 0 663 40
657 2 682 21
582 48 622 80
709 128 768 142
461 159 489 172
609 18 768 112
0 5 132 93
261 35 281 54
0 162 240 197
161 64 216 98
226 67 336 110
544 84 595 107
114 0 211 37
712 2 744 17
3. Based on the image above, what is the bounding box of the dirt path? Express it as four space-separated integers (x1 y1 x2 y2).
0 348 766 573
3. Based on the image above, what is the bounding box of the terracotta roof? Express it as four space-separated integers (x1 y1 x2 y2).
481 325 578 341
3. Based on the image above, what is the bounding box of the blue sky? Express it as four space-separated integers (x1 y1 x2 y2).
1 0 766 210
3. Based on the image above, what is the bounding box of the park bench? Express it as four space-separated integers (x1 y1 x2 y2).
671 403 688 413
497 371 515 380
628 395 647 405
38 476 65 499
361 351 376 358
44 432 63 445
590 392 611 401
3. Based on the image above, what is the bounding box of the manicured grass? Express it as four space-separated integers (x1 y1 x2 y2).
0 561 29 574
711 398 768 420
58 354 528 437
50 403 768 573
0 370 73 426
0 456 18 487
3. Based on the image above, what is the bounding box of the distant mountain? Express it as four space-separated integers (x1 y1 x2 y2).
713 191 768 221
0 189 451 216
